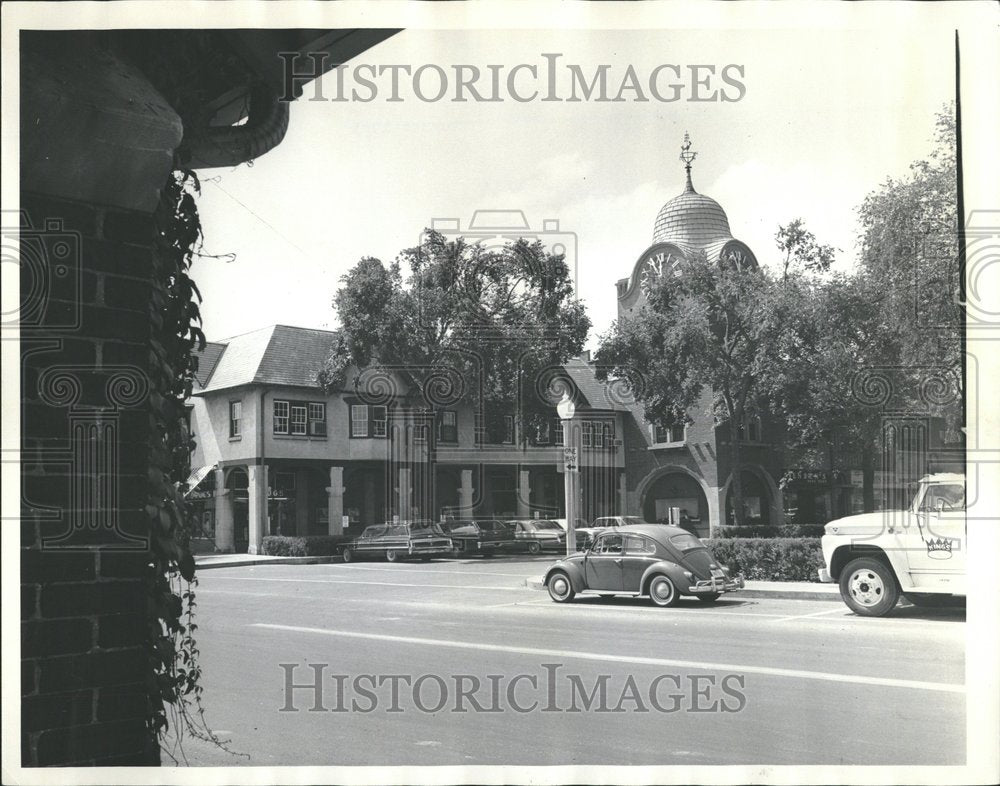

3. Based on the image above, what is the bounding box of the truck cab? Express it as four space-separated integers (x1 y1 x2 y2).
818 473 966 616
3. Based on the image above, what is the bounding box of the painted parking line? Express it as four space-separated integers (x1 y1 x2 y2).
251 623 965 694
209 576 523 591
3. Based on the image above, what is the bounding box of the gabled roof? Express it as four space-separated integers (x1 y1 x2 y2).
192 341 226 388
563 356 631 412
194 324 339 394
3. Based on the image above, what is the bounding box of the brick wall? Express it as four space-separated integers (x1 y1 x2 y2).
20 192 159 766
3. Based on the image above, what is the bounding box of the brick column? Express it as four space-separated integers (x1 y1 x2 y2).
706 486 727 538
327 466 345 536
214 467 234 552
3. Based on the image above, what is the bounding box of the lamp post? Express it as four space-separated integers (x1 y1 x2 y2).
557 393 578 555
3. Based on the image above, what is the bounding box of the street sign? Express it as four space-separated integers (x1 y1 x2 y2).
563 446 579 473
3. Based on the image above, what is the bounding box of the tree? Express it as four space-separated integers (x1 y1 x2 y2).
765 106 961 514
775 218 836 281
595 250 792 530
318 229 590 514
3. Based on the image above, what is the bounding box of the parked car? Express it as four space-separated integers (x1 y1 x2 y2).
819 473 966 616
575 515 653 550
440 519 515 557
505 518 567 554
341 520 454 563
543 524 743 606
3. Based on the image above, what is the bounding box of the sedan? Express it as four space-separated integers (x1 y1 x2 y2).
505 518 567 554
574 515 652 550
341 520 453 563
440 519 515 557
543 524 743 607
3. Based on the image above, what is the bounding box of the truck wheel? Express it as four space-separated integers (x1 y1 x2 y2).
648 575 679 608
840 557 899 617
547 571 575 603
527 541 542 555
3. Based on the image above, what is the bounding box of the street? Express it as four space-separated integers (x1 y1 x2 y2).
177 556 965 767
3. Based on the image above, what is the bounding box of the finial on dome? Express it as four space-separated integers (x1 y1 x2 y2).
679 132 697 193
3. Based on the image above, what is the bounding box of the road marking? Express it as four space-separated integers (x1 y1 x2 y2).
251 623 966 694
209 576 522 591
773 607 851 623
322 564 543 578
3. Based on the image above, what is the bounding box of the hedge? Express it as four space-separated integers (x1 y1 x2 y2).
714 523 826 539
701 537 824 582
261 535 349 557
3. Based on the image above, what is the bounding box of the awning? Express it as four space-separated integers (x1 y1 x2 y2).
183 465 215 497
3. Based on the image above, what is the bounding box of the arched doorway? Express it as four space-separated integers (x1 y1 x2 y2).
725 467 777 526
639 469 710 537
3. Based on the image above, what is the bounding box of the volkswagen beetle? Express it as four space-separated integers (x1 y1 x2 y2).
543 524 743 607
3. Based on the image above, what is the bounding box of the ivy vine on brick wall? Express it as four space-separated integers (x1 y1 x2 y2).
148 168 239 761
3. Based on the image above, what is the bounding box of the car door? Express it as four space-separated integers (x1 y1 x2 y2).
622 533 659 591
904 482 967 593
585 532 625 591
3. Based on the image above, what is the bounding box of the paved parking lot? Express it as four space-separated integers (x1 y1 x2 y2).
176 555 965 767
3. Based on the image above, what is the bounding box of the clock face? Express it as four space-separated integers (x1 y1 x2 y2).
639 251 677 296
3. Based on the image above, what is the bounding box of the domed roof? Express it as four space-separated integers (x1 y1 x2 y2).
652 179 732 247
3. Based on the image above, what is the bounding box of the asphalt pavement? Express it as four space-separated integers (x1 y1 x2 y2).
174 555 965 767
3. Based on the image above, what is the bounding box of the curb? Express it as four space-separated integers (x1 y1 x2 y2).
524 576 839 601
195 555 343 570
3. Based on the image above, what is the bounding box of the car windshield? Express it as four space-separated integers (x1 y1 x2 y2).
669 533 704 552
532 520 562 531
622 516 650 526
442 521 477 533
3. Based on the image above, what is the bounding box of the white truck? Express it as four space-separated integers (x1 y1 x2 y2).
819 473 966 616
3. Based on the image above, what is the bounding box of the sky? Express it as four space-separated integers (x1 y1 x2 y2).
190 26 958 349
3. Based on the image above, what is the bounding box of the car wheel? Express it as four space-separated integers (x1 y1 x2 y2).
547 571 575 603
840 557 899 617
385 549 401 563
527 541 542 555
341 547 353 563
648 575 679 608
697 593 721 603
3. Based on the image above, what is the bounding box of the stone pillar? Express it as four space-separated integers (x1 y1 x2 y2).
397 467 412 521
247 464 268 554
459 469 475 516
706 486 727 538
214 467 234 552
327 466 345 536
618 471 628 515
517 468 531 518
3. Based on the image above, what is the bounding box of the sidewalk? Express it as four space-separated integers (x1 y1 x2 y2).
523 575 840 601
195 553 342 570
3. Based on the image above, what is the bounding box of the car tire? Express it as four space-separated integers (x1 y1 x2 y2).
527 541 542 555
341 547 353 563
385 549 401 563
840 557 899 617
648 575 679 608
547 571 575 603
697 593 721 603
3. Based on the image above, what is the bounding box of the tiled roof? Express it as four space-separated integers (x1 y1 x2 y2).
563 356 631 412
196 325 339 393
652 181 732 248
192 341 226 388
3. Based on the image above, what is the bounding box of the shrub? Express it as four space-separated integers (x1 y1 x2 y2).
714 523 826 539
261 535 348 557
702 537 824 582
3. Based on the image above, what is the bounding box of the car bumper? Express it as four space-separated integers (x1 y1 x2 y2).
687 574 744 594
817 567 833 583
409 545 453 555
